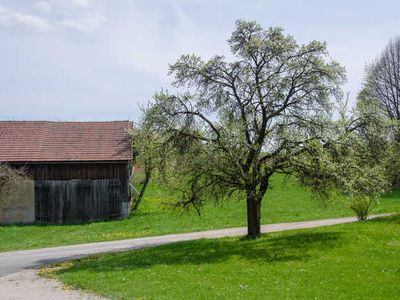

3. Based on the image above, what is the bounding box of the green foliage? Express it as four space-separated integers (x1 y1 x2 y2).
349 196 377 221
129 120 169 181
359 37 400 127
290 94 392 220
356 37 400 189
49 216 400 299
143 20 347 237
384 143 400 187
339 162 387 220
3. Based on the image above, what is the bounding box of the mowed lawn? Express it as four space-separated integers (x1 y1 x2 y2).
1 175 399 252
46 215 400 300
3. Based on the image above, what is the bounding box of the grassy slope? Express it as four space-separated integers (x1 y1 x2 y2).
47 215 400 300
1 175 399 252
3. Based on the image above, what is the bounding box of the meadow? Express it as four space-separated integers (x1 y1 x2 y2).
46 215 400 299
1 174 399 252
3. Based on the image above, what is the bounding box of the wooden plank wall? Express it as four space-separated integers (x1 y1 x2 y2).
15 162 130 181
7 162 132 224
35 178 130 224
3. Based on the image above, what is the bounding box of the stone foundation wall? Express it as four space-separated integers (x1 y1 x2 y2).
0 179 35 225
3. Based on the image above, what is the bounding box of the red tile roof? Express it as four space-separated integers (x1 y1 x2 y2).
0 121 133 162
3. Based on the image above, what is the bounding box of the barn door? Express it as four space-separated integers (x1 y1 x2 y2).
75 181 92 222
108 180 122 219
35 181 64 224
35 179 126 223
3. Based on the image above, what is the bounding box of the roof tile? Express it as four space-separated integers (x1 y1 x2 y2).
0 121 133 162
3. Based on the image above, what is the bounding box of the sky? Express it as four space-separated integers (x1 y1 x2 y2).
1 0 400 122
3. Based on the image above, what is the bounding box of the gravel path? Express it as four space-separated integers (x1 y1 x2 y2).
0 270 106 300
0 213 395 299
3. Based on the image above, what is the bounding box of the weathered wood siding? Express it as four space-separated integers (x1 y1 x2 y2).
35 178 130 224
9 162 131 224
15 162 129 181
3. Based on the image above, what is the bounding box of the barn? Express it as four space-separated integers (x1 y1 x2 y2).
0 121 133 225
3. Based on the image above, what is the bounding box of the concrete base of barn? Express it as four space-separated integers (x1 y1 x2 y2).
0 180 35 225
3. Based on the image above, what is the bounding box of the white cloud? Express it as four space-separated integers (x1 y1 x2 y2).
34 0 91 11
0 6 51 32
58 11 106 33
70 0 91 7
0 2 106 34
34 1 52 13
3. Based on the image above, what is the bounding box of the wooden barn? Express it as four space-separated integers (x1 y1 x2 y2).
0 121 133 225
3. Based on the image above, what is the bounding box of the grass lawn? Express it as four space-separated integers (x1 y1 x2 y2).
1 174 399 252
45 215 400 300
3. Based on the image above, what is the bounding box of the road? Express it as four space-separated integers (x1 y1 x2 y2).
0 213 393 278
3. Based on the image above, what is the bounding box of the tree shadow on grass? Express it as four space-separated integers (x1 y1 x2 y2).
55 231 343 275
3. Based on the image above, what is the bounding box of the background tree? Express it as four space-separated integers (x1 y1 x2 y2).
129 119 170 212
298 133 388 221
288 95 389 221
358 36 400 187
143 20 346 238
360 37 400 140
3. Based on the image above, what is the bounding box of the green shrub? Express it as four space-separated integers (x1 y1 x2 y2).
348 196 377 221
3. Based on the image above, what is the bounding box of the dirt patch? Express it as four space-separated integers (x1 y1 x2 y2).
0 269 107 300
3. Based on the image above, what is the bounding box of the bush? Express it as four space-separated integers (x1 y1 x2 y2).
348 196 377 221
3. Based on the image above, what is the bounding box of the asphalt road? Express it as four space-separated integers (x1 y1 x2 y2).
0 213 393 278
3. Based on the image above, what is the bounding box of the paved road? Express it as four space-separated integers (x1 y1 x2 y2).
0 213 394 278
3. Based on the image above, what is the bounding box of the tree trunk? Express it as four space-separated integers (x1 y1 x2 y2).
131 170 151 212
246 193 261 239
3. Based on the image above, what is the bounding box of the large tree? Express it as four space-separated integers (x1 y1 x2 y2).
357 37 400 186
144 20 345 238
360 37 400 139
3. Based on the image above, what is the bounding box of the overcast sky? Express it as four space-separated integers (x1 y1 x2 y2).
1 0 399 122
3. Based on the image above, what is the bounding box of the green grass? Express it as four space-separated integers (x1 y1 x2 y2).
46 215 400 300
1 174 399 252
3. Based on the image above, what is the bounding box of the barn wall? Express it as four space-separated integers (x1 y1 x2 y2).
8 162 132 224
35 178 130 224
0 179 35 225
16 162 130 181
